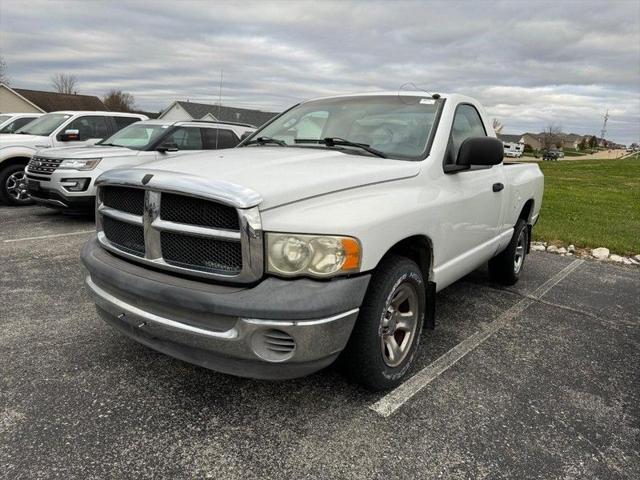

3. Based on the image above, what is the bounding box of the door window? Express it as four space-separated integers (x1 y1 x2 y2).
0 117 38 134
113 116 141 131
447 104 487 164
164 127 203 150
65 116 110 140
202 128 240 149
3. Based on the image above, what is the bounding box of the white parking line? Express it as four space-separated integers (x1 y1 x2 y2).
3 230 95 243
370 259 584 418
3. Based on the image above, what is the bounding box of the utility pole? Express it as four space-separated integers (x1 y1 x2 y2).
600 109 609 145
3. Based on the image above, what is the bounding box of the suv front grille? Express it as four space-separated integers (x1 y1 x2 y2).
95 185 263 283
27 156 63 176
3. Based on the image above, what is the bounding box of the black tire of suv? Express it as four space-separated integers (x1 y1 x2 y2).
488 218 529 286
340 255 426 391
0 163 32 206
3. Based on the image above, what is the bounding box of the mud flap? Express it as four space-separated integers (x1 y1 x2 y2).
425 281 436 329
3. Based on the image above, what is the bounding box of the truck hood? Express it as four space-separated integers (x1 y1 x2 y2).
0 134 49 149
36 145 138 159
132 146 421 210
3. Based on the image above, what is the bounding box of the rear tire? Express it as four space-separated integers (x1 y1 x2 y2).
341 255 426 391
0 163 33 206
489 219 528 286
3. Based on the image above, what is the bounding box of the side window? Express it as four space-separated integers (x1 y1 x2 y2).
202 128 240 149
113 116 140 131
65 116 110 139
447 104 487 164
164 127 203 150
0 117 35 133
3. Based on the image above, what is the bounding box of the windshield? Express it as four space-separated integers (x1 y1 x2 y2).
98 123 170 150
16 113 71 136
248 95 441 160
0 115 11 125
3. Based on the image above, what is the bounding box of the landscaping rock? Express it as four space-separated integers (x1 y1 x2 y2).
629 257 639 265
591 247 610 260
634 254 640 263
622 258 633 265
568 244 576 253
547 245 559 253
609 254 624 263
558 247 567 254
531 244 545 252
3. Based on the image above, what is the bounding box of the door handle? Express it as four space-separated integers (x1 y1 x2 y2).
492 183 504 192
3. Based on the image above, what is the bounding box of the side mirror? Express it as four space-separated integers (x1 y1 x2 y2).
457 137 504 167
240 131 253 141
60 129 80 141
157 142 179 153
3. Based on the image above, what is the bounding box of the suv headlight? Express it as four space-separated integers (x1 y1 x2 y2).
266 233 361 278
58 158 101 171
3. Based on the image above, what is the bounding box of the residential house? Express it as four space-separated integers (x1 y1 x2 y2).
159 100 279 127
0 83 107 113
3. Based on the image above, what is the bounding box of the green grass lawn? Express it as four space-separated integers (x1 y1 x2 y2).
534 158 640 255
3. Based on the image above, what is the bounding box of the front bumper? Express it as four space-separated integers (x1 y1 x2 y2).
25 167 99 211
81 237 370 379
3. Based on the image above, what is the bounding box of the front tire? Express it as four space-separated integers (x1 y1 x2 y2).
489 219 529 286
341 255 426 391
0 163 33 206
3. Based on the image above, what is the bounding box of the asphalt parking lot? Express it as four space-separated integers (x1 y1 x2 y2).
1 205 639 480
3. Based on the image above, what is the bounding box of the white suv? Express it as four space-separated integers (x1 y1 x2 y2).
25 119 254 212
0 113 43 134
0 111 147 205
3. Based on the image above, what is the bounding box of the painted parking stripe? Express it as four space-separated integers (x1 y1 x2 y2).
370 259 584 418
3 230 95 243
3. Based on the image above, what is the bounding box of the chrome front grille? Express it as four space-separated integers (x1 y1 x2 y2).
27 156 63 176
95 181 263 283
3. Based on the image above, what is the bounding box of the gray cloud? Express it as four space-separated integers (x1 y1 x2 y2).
1 0 638 143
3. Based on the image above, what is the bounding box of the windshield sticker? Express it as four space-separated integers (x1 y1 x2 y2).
161 125 169 128
420 98 435 105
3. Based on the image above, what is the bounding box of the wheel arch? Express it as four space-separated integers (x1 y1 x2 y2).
519 198 535 224
0 156 32 169
377 234 436 329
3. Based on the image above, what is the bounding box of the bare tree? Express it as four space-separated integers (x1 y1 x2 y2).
103 90 136 112
51 73 78 94
491 118 504 134
541 124 562 150
0 57 9 85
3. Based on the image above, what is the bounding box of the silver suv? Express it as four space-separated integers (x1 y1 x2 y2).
25 119 255 212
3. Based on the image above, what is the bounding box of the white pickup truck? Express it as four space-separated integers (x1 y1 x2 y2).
81 92 544 390
0 110 147 205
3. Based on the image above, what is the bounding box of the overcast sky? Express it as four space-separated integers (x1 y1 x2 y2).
1 0 639 144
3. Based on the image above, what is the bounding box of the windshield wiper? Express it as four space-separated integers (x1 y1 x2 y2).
295 137 387 158
246 136 287 147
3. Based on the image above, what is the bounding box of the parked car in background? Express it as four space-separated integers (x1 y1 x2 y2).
503 141 523 158
0 113 43 134
0 111 147 205
25 119 254 212
81 92 544 390
542 149 560 161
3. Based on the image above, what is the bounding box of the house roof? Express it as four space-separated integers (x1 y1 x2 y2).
497 133 523 143
12 87 107 112
168 101 279 127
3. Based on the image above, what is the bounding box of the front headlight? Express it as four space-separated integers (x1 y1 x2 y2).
266 233 361 278
58 158 101 171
